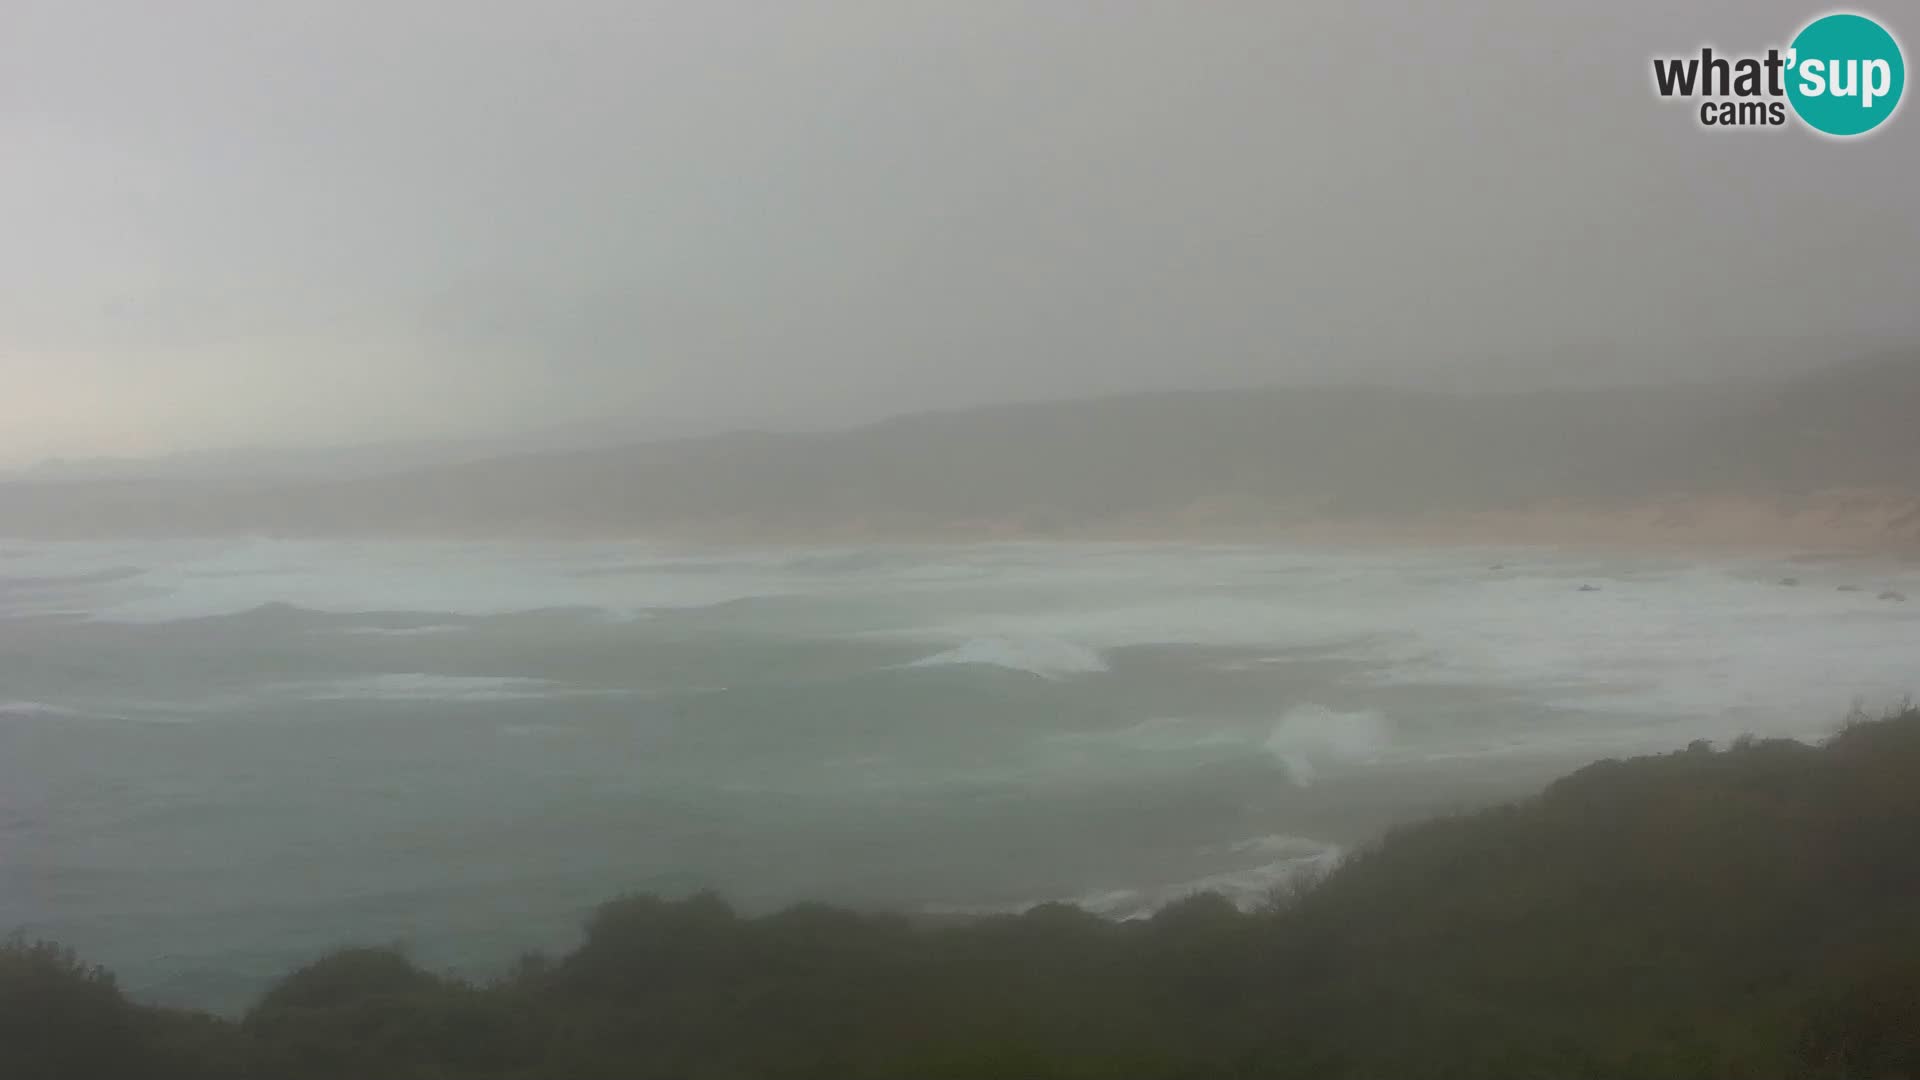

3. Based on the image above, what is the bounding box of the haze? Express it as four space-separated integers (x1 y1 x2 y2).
3 1 1916 467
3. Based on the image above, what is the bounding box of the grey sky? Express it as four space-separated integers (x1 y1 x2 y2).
3 1 1915 466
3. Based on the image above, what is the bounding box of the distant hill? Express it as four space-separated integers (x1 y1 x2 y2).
4 413 754 485
3 351 1917 545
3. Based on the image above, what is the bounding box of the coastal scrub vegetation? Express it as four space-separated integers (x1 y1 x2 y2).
7 706 1919 1079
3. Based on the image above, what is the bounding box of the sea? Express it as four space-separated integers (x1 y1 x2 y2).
1 538 1915 1013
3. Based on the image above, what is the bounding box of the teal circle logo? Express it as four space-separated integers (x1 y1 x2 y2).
1787 13 1905 136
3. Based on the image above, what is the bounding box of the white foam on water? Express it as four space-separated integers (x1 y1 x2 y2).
0 539 815 624
879 547 1919 749
0 700 81 720
6 537 1918 762
907 635 1108 678
1079 844 1343 919
497 722 570 737
922 835 1342 921
1263 705 1391 787
1051 715 1247 752
7 537 1918 1015
0 700 156 724
272 674 581 703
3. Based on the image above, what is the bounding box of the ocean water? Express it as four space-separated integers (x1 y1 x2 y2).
2 538 1916 1013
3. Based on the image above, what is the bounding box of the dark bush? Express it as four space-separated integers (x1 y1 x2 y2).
11 706 1920 1079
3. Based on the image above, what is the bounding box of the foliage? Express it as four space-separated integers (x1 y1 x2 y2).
7 707 1920 1079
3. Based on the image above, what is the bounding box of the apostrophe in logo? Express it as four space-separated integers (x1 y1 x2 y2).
1650 10 1905 137
1786 13 1905 136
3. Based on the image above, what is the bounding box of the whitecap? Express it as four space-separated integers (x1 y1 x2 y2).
0 700 148 723
1050 715 1245 751
1263 704 1391 786
1070 844 1343 919
497 722 569 737
341 624 466 637
907 635 1108 678
920 836 1341 922
0 701 80 720
273 674 575 703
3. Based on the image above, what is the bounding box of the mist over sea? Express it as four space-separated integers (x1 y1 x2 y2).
3 539 1916 1013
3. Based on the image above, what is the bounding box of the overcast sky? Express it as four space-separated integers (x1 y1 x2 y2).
2 1 1915 465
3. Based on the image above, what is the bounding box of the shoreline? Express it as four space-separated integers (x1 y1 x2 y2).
6 493 1919 560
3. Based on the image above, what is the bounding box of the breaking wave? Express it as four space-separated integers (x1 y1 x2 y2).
0 700 147 723
907 636 1108 678
0 701 83 721
924 835 1343 922
341 624 467 637
1263 704 1391 786
1070 843 1342 919
272 674 580 703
